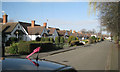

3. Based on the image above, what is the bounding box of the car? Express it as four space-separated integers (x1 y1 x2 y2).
1 58 77 72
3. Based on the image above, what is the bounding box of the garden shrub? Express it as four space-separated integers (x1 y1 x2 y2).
18 41 31 55
9 37 18 42
50 37 54 43
55 36 60 44
45 37 50 41
70 40 80 46
9 43 19 54
6 37 18 46
68 36 74 43
82 40 88 43
41 37 45 41
60 37 64 43
36 37 41 41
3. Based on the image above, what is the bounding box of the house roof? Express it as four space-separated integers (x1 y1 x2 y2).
57 30 66 36
71 32 78 37
47 28 56 35
19 21 40 32
2 22 18 34
2 21 40 34
27 26 45 35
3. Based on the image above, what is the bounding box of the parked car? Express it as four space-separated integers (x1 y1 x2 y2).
2 58 77 72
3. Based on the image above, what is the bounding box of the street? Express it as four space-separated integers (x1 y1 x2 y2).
42 40 118 70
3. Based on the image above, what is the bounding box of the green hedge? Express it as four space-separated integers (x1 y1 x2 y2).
50 37 54 43
55 36 60 44
18 41 31 55
45 37 50 41
9 43 19 54
60 37 64 43
70 40 80 46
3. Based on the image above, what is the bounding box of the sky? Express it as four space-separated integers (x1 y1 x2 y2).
2 2 102 32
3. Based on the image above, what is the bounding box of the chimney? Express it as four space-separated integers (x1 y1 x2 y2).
43 22 47 28
31 20 35 27
73 30 76 33
2 13 8 24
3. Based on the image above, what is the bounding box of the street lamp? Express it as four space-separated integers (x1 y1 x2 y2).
16 31 19 39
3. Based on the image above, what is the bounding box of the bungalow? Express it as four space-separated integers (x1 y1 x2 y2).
47 27 59 40
57 30 72 38
1 14 48 43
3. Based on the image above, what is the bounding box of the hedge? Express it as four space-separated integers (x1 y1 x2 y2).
55 36 60 44
18 41 31 55
45 37 50 41
50 37 54 43
70 40 80 46
60 37 64 43
9 43 19 54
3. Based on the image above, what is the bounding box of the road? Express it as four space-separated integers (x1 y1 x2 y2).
42 40 118 70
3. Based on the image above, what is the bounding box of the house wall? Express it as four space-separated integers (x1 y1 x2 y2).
27 35 41 41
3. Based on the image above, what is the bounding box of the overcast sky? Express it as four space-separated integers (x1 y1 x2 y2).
1 2 102 32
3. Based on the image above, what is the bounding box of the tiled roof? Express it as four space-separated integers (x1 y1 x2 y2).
47 28 56 35
19 21 40 32
2 22 18 34
57 30 66 36
27 26 45 35
72 32 78 37
2 21 40 34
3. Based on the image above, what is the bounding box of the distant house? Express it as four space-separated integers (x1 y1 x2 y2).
1 14 48 43
27 21 48 41
57 30 72 38
47 27 59 40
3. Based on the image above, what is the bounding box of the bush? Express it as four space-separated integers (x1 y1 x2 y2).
41 37 45 41
55 36 60 44
6 37 18 46
68 36 74 43
18 41 31 55
36 37 41 41
9 37 18 42
45 37 50 41
9 43 19 54
50 37 54 43
60 37 64 43
70 40 80 46
82 40 88 43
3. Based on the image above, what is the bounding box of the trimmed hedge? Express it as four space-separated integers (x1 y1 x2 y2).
9 43 19 54
17 41 57 55
60 37 64 43
18 41 31 55
55 36 60 44
70 40 80 46
45 37 50 41
50 37 54 43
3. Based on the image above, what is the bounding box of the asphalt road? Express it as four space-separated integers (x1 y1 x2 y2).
42 40 118 70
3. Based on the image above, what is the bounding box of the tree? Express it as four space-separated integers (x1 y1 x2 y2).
60 37 64 44
89 2 120 42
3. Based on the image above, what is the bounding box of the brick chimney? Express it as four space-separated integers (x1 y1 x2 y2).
43 22 47 28
73 30 76 33
2 13 8 24
31 20 35 27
